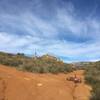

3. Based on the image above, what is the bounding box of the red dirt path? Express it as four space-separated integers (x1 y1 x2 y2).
0 65 91 100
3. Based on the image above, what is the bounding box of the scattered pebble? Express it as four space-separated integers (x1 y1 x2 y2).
37 83 43 87
24 78 30 81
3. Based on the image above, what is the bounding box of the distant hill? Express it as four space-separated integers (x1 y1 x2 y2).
40 54 58 60
0 52 73 73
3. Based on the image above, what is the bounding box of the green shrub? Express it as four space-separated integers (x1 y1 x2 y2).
0 52 73 74
91 85 100 100
83 62 100 100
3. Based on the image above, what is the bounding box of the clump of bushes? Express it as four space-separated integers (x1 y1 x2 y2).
82 62 100 100
0 52 73 74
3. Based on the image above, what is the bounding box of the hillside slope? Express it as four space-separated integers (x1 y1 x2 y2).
0 52 73 73
0 65 91 100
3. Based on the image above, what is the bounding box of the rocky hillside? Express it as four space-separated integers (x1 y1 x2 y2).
0 52 73 73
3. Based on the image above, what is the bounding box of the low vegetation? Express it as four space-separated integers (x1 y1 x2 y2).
0 52 73 74
80 62 100 100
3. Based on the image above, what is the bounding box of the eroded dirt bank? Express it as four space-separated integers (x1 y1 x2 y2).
0 65 91 100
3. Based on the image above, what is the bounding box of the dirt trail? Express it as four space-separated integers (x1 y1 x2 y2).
0 65 91 100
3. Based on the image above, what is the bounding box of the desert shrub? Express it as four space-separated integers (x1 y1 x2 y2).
83 62 100 100
91 84 100 100
85 75 99 86
0 52 73 74
47 66 59 74
22 65 34 72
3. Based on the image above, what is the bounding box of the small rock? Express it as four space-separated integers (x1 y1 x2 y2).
37 83 43 87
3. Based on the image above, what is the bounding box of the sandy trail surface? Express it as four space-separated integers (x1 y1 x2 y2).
0 65 91 100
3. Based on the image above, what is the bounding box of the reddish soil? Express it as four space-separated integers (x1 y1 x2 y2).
0 65 91 100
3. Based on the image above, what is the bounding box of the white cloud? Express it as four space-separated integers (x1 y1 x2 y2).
0 2 100 62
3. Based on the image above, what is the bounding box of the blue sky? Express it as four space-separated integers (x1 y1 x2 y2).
0 0 100 62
